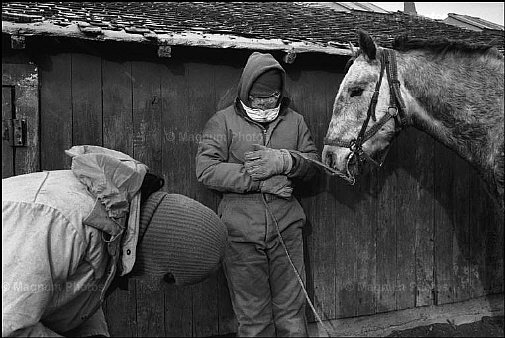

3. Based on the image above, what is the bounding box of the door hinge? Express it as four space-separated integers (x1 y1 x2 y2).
2 118 27 147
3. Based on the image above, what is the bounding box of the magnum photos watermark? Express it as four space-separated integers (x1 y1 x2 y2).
163 130 263 144
2 281 105 293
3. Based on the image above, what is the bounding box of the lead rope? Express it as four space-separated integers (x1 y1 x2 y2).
261 194 335 337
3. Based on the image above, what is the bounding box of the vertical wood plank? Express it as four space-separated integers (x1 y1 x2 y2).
40 53 72 170
317 76 361 320
102 59 134 156
2 86 14 178
163 285 193 337
484 204 504 295
132 60 164 337
413 131 435 307
485 202 504 294
451 156 471 302
160 58 194 337
216 269 237 335
303 68 359 320
394 132 417 311
355 169 377 316
213 63 241 335
468 172 488 298
469 168 504 297
291 70 337 321
433 144 456 305
101 58 137 337
186 62 219 337
333 186 358 319
375 138 397 313
72 53 103 146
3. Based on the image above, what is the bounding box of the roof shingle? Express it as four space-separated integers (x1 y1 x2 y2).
2 2 504 54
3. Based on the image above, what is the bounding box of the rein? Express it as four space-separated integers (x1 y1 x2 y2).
324 48 407 177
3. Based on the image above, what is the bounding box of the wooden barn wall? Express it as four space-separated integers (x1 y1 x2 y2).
2 36 503 337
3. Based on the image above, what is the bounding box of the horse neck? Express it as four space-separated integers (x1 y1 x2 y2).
396 50 504 174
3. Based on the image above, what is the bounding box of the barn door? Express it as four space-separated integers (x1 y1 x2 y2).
2 63 39 178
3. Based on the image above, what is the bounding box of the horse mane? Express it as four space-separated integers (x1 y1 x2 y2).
343 34 503 74
392 35 503 59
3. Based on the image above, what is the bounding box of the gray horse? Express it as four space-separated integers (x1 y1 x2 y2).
322 30 504 212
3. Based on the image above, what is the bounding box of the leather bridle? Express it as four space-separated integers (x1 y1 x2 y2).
324 48 407 180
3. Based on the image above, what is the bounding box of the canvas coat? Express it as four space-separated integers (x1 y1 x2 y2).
2 146 147 337
196 52 319 336
196 98 318 242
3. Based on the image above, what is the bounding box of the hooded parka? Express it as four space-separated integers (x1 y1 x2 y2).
2 146 147 337
196 52 319 337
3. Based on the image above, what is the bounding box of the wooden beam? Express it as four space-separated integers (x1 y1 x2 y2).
308 293 504 337
2 21 352 56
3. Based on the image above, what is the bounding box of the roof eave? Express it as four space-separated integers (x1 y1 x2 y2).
2 21 352 56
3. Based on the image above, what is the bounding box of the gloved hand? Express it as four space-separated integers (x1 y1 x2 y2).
259 175 293 199
244 144 293 181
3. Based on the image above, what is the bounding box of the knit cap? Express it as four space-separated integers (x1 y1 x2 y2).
133 192 228 286
249 69 282 97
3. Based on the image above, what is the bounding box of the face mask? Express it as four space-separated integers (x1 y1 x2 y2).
240 100 280 123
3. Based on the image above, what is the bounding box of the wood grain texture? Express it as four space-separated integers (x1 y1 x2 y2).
412 131 435 308
185 62 220 337
288 70 338 321
212 64 241 335
394 132 417 311
39 53 72 170
101 57 137 336
158 58 195 337
375 138 398 313
102 59 134 156
131 60 164 337
71 53 102 146
433 144 456 305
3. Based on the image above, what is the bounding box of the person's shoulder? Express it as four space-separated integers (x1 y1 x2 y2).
212 104 236 120
283 105 305 122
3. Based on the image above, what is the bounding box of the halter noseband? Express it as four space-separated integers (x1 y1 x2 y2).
324 48 407 177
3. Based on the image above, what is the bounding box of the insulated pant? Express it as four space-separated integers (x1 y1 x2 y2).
223 225 308 337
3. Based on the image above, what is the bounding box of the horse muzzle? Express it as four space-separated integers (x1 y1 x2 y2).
322 145 357 185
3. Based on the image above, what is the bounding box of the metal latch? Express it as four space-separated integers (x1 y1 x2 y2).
2 118 27 147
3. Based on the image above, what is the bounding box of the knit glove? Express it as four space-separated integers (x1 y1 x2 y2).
259 175 293 199
244 144 293 181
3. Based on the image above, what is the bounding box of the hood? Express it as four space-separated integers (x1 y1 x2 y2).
237 52 286 105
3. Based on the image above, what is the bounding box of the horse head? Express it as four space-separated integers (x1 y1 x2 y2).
323 30 407 183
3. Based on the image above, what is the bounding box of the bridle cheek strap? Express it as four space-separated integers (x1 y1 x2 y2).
324 49 406 167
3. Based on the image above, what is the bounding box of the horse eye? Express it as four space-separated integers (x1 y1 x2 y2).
350 88 364 97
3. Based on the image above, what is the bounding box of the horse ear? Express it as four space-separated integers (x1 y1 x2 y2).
358 30 377 60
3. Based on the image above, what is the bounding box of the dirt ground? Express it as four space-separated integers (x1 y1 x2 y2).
388 315 504 337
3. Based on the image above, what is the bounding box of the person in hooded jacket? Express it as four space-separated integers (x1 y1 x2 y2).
2 146 228 337
196 52 319 337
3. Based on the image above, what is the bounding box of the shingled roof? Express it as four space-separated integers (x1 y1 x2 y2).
2 2 504 55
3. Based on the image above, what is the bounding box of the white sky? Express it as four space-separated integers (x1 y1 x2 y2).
371 2 504 25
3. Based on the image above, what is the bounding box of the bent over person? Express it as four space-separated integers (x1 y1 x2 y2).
196 52 319 337
2 145 227 337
